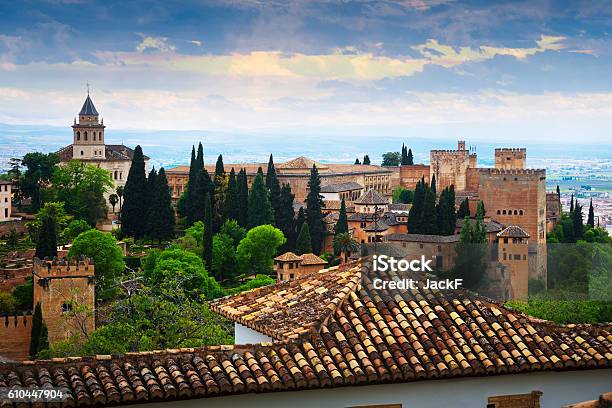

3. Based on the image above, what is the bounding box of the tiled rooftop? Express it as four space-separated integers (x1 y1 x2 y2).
498 225 530 238
1 261 611 407
321 182 364 193
354 189 388 205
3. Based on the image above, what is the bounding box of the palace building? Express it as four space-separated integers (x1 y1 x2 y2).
56 93 148 213
166 156 392 203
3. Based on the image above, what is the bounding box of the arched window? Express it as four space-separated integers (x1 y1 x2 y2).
502 210 506 215
114 171 118 180
519 210 524 215
93 132 96 141
514 210 518 215
84 131 88 141
497 210 501 215
76 131 80 141
61 302 73 313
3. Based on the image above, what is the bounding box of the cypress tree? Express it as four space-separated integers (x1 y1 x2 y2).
35 210 57 259
354 158 361 165
186 145 197 225
306 164 325 254
436 188 449 235
295 207 305 237
457 197 470 219
407 179 424 233
363 155 371 165
407 148 414 165
570 194 574 213
236 168 249 227
277 184 295 251
587 199 595 228
556 185 561 199
148 168 175 242
213 155 227 232
122 145 148 238
573 202 584 240
334 198 349 235
29 302 43 358
265 154 282 223
422 186 438 234
431 174 437 196
476 200 486 219
203 193 213 271
196 142 204 172
295 222 313 255
224 168 239 221
446 185 456 233
191 169 213 223
248 171 274 228
145 167 157 235
401 144 408 165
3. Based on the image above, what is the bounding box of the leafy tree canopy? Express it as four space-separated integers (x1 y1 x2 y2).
236 225 286 274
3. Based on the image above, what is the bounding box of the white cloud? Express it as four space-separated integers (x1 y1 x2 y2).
190 40 203 47
136 35 176 53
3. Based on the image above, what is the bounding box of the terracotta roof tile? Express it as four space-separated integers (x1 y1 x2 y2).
274 252 303 262
354 189 388 205
497 225 530 238
299 253 327 265
2 261 611 406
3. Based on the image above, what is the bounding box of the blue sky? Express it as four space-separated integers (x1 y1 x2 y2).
1 0 612 143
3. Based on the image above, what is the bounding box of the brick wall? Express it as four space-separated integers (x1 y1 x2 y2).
399 165 430 189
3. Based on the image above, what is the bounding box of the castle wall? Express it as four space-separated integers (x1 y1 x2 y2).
399 165 430 189
546 192 561 233
0 314 32 361
495 148 526 170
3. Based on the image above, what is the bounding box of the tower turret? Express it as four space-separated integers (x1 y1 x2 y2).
72 91 106 160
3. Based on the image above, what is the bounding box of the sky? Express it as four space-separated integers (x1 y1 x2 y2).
1 0 612 143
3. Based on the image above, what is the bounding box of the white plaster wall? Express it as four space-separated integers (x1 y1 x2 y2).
139 369 612 408
235 323 273 344
0 184 11 221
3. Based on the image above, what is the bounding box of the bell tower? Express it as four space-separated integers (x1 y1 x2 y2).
72 87 106 160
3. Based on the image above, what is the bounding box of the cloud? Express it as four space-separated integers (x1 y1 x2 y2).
136 35 176 53
413 35 566 68
190 40 203 47
568 49 596 56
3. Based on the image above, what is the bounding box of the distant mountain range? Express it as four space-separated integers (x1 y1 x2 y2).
1 122 611 172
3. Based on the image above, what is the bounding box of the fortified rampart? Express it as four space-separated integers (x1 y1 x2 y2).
430 149 472 191
0 314 32 361
399 164 430 189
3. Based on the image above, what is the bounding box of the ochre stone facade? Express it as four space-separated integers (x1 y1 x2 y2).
33 258 96 343
430 141 477 191
399 164 430 189
495 148 526 170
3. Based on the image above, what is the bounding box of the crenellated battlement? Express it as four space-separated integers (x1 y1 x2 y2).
430 150 470 157
495 148 526 152
33 256 95 278
478 168 545 178
1 313 32 328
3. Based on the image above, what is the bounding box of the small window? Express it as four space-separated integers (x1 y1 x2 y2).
80 150 84 156
419 244 424 249
502 210 506 215
84 131 88 141
437 245 442 252
76 131 81 141
61 302 73 313
289 273 295 280
497 209 501 215
519 210 524 215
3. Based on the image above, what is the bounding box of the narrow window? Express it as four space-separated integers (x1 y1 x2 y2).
76 131 81 141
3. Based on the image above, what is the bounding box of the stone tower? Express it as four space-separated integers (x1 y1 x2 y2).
497 226 530 300
72 92 106 160
32 257 96 343
495 148 526 170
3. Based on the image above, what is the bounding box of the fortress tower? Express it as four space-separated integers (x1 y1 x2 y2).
430 140 477 191
495 148 526 170
72 91 106 160
33 257 96 342
497 226 530 299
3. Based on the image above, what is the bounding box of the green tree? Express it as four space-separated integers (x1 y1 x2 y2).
453 216 487 289
476 200 486 218
224 168 240 222
236 225 286 274
333 232 358 263
29 302 49 358
400 144 408 165
573 202 584 240
213 155 227 232
186 145 197 225
457 197 470 219
431 174 437 196
407 148 414 165
382 151 400 166
306 165 325 254
184 221 204 246
334 198 349 235
12 279 33 310
116 186 124 213
122 145 148 238
587 199 595 228
68 230 125 298
35 204 59 259
191 169 213 223
212 233 238 282
363 155 371 165
295 222 313 255
108 194 118 213
248 171 274 228
392 187 414 204
407 178 425 233
203 193 214 271
556 185 561 200
62 219 93 243
236 168 249 227
354 158 361 165
276 184 295 251
220 219 247 248
52 160 113 226
0 292 16 314
21 152 59 211
422 186 438 234
147 168 175 242
570 194 574 213
265 154 282 224
144 248 222 299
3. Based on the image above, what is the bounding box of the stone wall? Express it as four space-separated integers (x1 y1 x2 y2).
430 150 472 191
0 314 32 361
495 148 526 170
399 165 430 189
